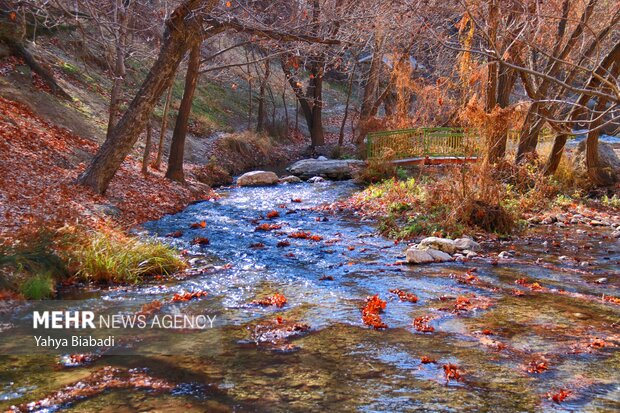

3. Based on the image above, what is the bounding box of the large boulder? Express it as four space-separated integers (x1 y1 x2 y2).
572 140 620 182
236 171 279 187
287 158 366 180
418 237 457 254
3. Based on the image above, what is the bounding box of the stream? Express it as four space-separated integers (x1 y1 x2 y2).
1 181 619 412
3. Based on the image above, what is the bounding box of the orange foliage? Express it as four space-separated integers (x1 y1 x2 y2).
191 237 210 246
413 315 434 333
266 210 280 219
389 289 418 303
171 291 208 302
255 223 282 231
190 221 206 229
548 389 572 404
362 294 387 330
0 96 214 240
288 231 323 241
526 359 549 374
251 293 288 308
443 364 463 383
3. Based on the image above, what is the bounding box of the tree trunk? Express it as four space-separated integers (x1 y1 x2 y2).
77 0 207 194
544 41 620 175
106 0 129 138
142 120 152 175
486 64 516 163
165 44 201 183
256 59 270 132
309 58 325 147
339 61 356 146
0 35 71 99
154 83 174 170
516 104 545 162
356 32 383 144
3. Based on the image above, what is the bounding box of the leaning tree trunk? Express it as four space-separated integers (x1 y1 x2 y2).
0 35 71 99
516 105 545 163
166 44 201 183
77 0 208 194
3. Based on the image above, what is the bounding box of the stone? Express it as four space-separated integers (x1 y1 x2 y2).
572 140 620 183
595 277 608 284
236 171 279 186
287 158 366 180
454 237 481 252
406 248 434 264
406 246 452 264
426 249 453 262
93 203 121 218
612 230 620 238
308 176 326 183
317 156 328 161
466 251 478 259
498 251 512 258
418 237 457 254
279 175 303 184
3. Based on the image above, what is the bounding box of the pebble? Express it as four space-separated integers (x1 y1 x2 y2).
498 251 512 258
595 277 608 284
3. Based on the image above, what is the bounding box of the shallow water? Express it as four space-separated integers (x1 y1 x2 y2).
1 181 619 412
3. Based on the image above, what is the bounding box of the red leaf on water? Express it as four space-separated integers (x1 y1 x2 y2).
413 315 434 333
266 210 280 219
251 293 287 308
255 223 282 231
190 220 206 229
548 389 572 403
191 237 210 245
389 289 418 303
362 295 387 329
443 364 463 383
171 291 208 302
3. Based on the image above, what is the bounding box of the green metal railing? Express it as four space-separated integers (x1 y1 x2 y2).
366 127 556 159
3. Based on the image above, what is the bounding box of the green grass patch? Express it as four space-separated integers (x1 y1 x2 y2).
0 228 187 298
70 231 186 284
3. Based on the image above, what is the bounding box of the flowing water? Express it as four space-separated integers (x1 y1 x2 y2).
1 181 619 412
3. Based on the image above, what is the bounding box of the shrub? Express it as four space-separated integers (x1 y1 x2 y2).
69 230 187 284
20 273 55 300
0 233 68 296
193 161 233 187
356 149 399 184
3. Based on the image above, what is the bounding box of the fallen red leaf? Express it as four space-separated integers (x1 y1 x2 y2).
251 293 288 308
362 294 387 329
389 289 418 303
266 210 280 219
